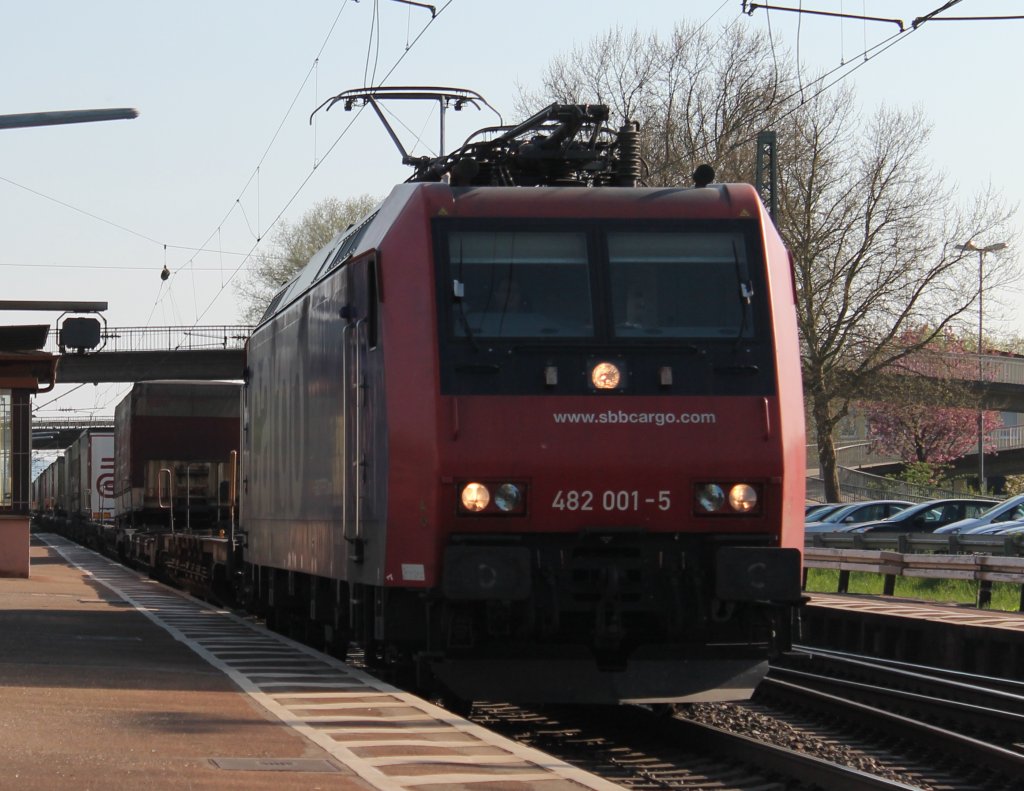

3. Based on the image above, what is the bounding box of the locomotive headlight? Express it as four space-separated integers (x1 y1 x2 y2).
728 484 758 513
457 479 528 516
461 482 490 512
590 361 623 391
695 484 726 513
695 482 761 515
494 483 523 512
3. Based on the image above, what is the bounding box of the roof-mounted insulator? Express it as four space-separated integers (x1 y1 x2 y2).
615 121 640 187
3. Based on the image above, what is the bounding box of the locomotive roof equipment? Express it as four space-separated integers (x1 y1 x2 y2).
313 87 642 188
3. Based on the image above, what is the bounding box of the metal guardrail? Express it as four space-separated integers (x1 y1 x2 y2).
44 326 252 354
804 531 1024 556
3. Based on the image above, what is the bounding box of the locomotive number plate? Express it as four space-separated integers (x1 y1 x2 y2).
551 489 671 512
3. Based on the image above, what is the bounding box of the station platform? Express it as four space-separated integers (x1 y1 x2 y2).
0 535 623 791
802 591 1024 679
0 536 374 790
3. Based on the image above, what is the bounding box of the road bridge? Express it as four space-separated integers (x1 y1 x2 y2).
943 351 1024 413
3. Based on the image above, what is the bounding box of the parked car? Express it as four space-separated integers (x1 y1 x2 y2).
931 494 1024 535
962 520 1024 535
804 500 914 533
847 498 999 533
805 502 845 522
990 520 1024 535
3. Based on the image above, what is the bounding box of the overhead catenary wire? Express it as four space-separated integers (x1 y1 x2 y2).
0 0 357 266
143 0 367 327
189 0 455 325
150 0 454 332
733 0 979 155
0 174 268 259
72 0 455 421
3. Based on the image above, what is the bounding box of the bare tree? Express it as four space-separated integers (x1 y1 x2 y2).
517 27 664 130
236 194 379 323
523 21 1017 501
779 96 1016 499
519 21 797 186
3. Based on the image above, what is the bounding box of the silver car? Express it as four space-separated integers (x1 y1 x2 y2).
932 493 1024 535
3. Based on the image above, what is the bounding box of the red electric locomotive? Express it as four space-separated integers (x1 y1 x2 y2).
241 99 805 704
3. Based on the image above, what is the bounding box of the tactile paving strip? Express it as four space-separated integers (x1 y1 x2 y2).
40 533 625 791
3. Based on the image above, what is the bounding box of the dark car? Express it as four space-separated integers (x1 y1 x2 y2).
804 500 913 533
847 498 1000 533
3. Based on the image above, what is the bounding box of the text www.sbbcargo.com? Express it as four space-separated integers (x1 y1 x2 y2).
552 411 717 427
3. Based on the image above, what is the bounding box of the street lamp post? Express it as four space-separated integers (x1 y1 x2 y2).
957 239 1007 494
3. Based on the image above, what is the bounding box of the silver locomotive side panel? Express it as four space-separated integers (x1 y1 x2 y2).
243 266 388 583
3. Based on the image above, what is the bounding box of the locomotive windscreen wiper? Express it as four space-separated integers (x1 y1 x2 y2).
452 241 480 351
732 239 754 345
454 278 479 352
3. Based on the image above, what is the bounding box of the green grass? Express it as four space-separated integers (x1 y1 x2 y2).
804 568 1023 612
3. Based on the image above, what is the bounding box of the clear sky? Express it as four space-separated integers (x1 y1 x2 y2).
2 0 1021 422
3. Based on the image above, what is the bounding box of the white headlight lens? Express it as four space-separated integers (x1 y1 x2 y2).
591 361 621 390
729 484 758 512
494 483 522 512
461 482 490 512
696 484 726 513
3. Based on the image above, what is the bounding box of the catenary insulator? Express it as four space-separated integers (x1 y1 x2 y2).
615 121 641 187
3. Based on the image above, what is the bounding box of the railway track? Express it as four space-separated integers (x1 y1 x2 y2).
466 700 916 790
742 647 1024 789
774 646 1024 747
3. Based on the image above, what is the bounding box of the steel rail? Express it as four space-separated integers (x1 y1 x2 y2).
668 716 918 790
758 677 1024 779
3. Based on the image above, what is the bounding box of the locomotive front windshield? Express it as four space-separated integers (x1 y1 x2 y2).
446 226 755 340
608 231 750 339
450 231 594 339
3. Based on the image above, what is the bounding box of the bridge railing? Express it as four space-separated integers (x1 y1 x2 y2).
980 353 1024 386
805 466 958 505
44 326 253 353
809 427 1024 476
806 441 902 472
921 350 1024 386
994 424 1024 451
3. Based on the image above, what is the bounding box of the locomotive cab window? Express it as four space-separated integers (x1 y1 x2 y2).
448 231 594 339
437 218 772 397
609 231 753 339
